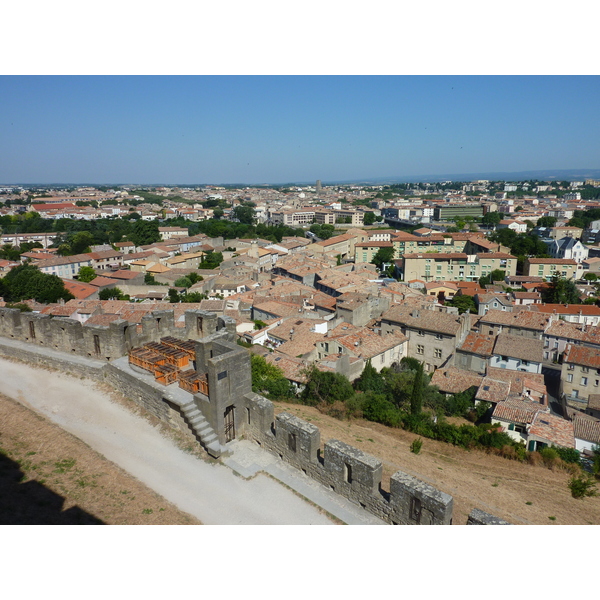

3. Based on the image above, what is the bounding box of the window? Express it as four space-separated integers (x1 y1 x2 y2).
581 377 588 386
435 333 443 340
522 360 529 366
568 364 575 370
567 374 573 382
417 344 424 355
288 433 297 453
434 348 442 359
418 330 425 337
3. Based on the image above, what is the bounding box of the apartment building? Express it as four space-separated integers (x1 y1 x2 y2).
399 252 516 282
35 254 94 279
561 343 600 409
354 241 395 264
380 306 470 372
524 258 583 280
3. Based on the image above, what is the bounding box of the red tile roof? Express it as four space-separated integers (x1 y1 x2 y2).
563 344 600 369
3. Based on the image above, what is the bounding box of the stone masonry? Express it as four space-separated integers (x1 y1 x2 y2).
0 306 509 524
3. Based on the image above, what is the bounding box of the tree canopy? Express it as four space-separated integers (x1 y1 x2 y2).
0 264 74 304
78 266 97 283
542 273 581 304
371 246 395 270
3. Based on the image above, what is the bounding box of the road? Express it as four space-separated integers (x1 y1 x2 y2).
0 358 335 525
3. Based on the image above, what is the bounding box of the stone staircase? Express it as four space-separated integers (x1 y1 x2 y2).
180 399 225 458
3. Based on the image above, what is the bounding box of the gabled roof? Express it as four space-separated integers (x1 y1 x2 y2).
529 412 575 448
478 308 552 332
430 367 483 394
493 333 544 363
492 399 545 424
60 279 98 300
381 306 464 336
563 344 600 369
572 414 600 444
458 332 496 357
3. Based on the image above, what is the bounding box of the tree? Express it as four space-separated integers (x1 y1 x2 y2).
181 291 207 303
452 217 466 230
371 246 395 270
568 217 586 229
355 359 386 394
78 266 97 283
543 272 581 304
1 264 74 304
537 216 557 228
363 212 376 226
410 362 424 415
99 287 125 300
174 276 192 289
0 244 21 261
232 205 255 225
199 251 223 270
309 223 335 240
482 212 502 227
69 231 95 255
446 294 477 314
250 354 294 400
300 365 355 407
130 220 160 247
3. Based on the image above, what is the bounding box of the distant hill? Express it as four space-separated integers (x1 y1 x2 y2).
328 169 600 185
6 168 600 188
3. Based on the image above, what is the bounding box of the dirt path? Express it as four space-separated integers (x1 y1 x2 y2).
0 358 334 525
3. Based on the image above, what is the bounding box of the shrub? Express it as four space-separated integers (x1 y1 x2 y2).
540 446 560 468
301 366 355 407
410 438 423 454
321 400 349 421
553 446 581 465
527 451 543 467
569 474 599 499
361 393 402 427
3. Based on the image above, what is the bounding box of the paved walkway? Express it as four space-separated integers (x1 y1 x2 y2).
0 357 385 525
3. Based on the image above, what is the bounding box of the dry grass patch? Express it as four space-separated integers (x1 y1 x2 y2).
0 394 201 525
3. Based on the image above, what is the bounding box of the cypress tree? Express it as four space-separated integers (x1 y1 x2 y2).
410 361 424 416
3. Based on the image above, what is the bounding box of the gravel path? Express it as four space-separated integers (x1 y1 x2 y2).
0 358 335 524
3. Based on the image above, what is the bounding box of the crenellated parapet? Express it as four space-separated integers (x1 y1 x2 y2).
241 396 454 525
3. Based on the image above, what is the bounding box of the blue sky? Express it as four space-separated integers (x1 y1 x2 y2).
1 75 599 185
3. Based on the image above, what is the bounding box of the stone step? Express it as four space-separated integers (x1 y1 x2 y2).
189 414 205 427
195 422 212 433
203 432 218 445
206 441 221 458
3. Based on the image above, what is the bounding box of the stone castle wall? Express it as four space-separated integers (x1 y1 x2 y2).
241 398 454 525
0 306 508 524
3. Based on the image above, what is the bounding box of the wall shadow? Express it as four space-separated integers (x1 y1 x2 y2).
0 452 104 525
